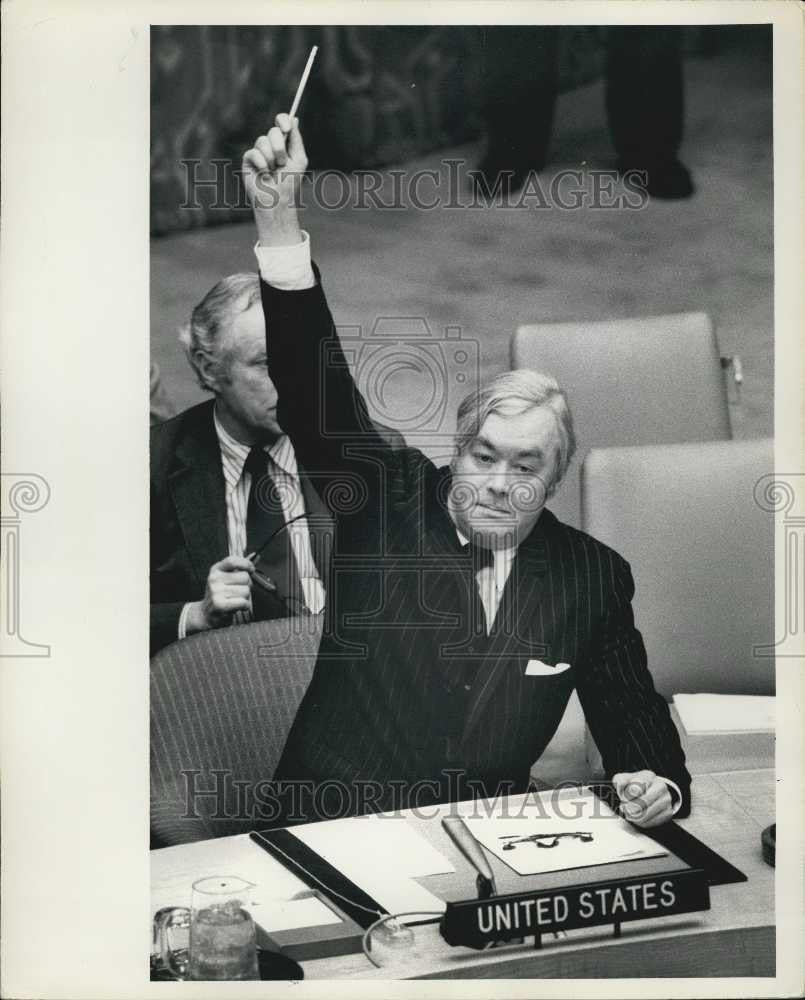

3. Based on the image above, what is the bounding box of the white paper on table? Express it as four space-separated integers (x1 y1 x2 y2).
249 892 342 933
150 836 308 914
151 841 342 932
364 813 456 875
289 815 452 916
358 877 446 917
673 693 775 733
290 815 453 878
462 789 666 876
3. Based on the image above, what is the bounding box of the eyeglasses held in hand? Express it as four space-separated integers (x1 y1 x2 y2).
246 513 310 595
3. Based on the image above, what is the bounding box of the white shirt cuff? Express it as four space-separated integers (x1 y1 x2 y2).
254 231 315 290
659 776 683 816
177 602 192 640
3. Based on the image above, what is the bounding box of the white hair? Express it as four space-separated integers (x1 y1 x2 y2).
454 369 576 495
178 273 261 391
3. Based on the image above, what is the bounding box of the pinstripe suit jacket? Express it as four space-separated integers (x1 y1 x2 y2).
263 271 691 819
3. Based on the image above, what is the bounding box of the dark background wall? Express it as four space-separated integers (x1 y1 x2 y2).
151 25 772 444
150 25 641 234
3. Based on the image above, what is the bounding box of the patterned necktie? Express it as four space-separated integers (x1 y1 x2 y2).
244 447 304 618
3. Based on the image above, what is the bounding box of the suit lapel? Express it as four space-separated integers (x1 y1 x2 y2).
168 402 228 586
415 466 475 631
423 523 473 630
298 466 335 584
460 515 553 743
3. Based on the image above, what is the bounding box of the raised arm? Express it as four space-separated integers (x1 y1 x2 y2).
242 115 390 488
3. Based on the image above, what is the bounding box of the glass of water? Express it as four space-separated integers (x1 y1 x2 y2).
154 876 260 981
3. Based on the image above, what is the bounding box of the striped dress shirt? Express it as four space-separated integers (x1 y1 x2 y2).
177 412 324 636
455 529 517 635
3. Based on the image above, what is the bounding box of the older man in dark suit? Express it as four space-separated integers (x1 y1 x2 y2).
149 269 334 656
242 115 691 828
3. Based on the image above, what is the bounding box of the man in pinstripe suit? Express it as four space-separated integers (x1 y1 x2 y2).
243 116 692 828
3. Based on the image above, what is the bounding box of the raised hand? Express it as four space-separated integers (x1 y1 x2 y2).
242 114 308 246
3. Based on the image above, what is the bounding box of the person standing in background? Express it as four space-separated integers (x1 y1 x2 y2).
476 26 694 199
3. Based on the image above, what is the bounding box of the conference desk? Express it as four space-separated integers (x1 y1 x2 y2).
151 764 774 980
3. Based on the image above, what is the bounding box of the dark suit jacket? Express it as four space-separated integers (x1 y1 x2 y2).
149 399 332 656
259 269 692 821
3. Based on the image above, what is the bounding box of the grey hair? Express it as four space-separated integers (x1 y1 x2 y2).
454 369 577 495
178 273 262 391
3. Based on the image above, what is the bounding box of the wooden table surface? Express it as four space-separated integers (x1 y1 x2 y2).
151 767 775 980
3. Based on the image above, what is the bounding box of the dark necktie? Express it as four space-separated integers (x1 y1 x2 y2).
461 538 494 571
244 447 304 618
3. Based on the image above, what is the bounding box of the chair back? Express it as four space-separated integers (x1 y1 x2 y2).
151 616 322 846
581 438 774 700
511 312 731 526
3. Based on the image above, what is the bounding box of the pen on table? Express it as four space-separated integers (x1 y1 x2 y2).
442 817 564 945
441 816 497 898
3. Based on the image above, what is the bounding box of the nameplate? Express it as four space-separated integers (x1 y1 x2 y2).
439 868 710 949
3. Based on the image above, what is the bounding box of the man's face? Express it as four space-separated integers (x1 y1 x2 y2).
449 406 561 549
213 301 282 444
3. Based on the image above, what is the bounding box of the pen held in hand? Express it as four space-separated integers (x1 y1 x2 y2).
289 45 318 119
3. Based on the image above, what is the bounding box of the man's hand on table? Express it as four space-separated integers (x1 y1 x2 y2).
612 770 680 828
243 113 308 247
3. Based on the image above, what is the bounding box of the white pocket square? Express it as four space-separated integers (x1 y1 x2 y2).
525 659 571 676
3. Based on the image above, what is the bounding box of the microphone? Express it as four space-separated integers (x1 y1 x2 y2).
441 816 498 898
